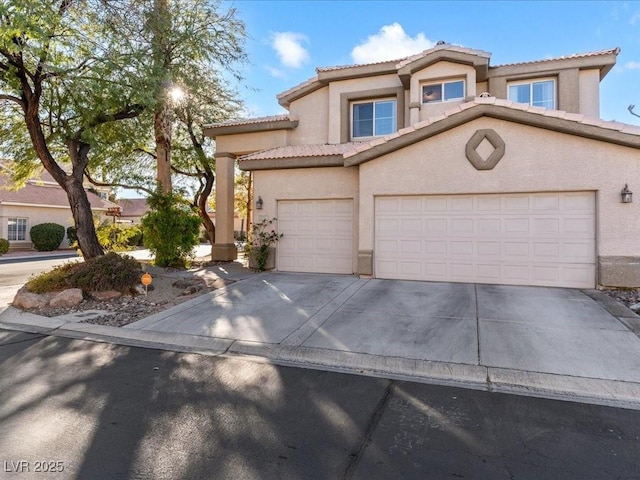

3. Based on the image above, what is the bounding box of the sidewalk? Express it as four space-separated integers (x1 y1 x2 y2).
1 264 640 411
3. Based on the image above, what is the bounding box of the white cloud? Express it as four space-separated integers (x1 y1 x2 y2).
351 23 435 64
271 32 310 68
265 65 287 79
624 61 640 70
630 11 640 25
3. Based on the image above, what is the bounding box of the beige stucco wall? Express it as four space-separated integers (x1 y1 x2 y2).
288 86 330 145
328 74 403 144
253 166 359 271
215 130 290 157
410 61 476 122
579 69 600 119
358 117 640 262
0 205 76 248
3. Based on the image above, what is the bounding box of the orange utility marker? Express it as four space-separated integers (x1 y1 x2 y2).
141 273 153 296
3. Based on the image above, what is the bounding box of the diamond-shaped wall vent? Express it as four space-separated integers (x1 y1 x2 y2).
465 129 505 170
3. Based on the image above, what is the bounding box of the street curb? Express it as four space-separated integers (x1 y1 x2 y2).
3 313 640 411
488 368 640 410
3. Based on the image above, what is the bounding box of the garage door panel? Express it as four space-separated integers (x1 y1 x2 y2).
425 240 447 254
376 193 595 288
277 200 353 274
477 196 501 211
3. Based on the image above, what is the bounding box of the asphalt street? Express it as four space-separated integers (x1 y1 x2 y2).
1 330 639 480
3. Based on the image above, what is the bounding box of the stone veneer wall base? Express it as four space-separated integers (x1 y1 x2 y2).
599 256 640 288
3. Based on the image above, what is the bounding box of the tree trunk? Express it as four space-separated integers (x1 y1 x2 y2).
64 176 104 258
196 168 216 250
155 102 173 193
152 0 172 194
24 100 104 259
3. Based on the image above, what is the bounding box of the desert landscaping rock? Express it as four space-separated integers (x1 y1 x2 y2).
13 290 49 309
90 290 123 301
601 288 640 313
10 266 231 327
50 288 84 307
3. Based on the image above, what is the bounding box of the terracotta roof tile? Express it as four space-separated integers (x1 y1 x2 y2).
239 143 361 162
343 96 640 159
0 171 114 209
118 198 150 217
492 48 619 69
205 114 292 129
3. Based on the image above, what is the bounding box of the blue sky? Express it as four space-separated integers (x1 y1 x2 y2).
229 0 640 124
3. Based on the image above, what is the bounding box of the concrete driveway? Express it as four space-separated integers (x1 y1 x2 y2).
128 273 640 384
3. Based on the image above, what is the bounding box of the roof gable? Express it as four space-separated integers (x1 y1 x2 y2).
238 97 640 171
343 97 640 166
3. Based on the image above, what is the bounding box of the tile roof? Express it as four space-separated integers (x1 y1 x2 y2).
316 43 491 73
118 198 150 217
343 95 640 159
0 171 114 209
204 114 292 129
239 143 361 162
239 96 640 166
492 47 620 69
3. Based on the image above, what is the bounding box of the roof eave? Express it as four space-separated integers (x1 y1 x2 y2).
488 50 620 80
344 104 640 166
203 119 299 138
239 155 345 171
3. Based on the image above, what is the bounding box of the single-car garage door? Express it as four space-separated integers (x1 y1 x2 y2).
277 199 353 274
375 192 595 288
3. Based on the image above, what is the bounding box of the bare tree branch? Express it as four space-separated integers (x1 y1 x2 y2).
84 168 154 195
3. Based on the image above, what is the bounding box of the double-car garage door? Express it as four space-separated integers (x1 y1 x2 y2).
375 192 596 288
275 193 595 288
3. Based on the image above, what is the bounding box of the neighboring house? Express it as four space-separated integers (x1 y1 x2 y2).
205 43 640 289
0 167 116 249
117 198 150 225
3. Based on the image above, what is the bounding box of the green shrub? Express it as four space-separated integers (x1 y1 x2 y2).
66 252 142 292
0 238 8 255
26 262 80 293
141 190 200 268
66 226 77 246
97 223 142 251
30 223 65 251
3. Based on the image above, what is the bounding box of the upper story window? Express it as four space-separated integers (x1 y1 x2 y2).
422 80 465 104
352 99 397 139
508 79 555 109
8 217 27 241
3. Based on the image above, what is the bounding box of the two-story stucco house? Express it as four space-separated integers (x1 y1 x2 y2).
205 43 640 289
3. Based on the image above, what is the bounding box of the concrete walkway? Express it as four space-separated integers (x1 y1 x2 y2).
2 268 640 410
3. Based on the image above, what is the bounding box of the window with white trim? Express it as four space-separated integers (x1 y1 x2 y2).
8 217 27 241
351 99 397 139
508 78 556 109
422 80 465 104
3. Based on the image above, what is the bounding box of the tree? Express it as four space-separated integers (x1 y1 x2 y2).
0 0 152 258
83 0 247 249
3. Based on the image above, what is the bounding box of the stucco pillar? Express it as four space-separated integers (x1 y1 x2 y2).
211 153 237 261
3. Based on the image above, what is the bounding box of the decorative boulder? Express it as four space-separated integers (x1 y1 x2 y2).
90 290 122 301
13 291 48 309
50 288 84 308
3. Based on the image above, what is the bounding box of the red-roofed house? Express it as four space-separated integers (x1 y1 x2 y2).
204 43 640 288
117 198 151 224
0 167 116 249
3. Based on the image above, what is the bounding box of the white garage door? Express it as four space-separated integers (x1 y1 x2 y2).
375 192 595 288
277 199 353 274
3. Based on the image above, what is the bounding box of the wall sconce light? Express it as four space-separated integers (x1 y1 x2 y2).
256 196 264 210
621 184 633 203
